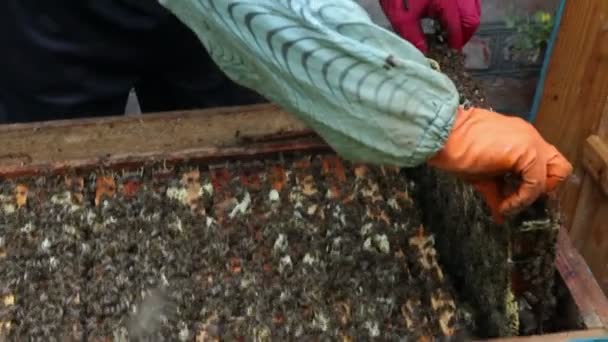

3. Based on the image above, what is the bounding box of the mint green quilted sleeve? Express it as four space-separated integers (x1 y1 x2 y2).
159 0 460 167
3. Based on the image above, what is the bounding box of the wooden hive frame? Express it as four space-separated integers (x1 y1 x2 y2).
0 103 606 340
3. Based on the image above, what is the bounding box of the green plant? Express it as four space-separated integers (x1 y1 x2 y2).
505 11 555 62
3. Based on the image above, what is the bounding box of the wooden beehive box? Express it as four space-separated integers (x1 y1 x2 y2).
0 104 606 341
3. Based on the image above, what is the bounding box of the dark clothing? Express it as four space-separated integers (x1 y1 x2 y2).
0 0 264 123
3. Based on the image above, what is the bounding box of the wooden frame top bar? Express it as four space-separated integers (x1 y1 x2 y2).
0 104 320 177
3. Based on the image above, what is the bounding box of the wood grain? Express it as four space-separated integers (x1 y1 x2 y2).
555 228 608 329
0 103 315 176
534 0 608 232
535 0 608 295
582 135 608 195
570 102 608 294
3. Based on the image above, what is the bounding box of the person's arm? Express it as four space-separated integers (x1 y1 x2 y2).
160 0 572 222
159 0 460 167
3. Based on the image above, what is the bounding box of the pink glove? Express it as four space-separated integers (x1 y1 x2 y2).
379 0 481 53
457 0 482 47
379 0 430 52
431 0 481 50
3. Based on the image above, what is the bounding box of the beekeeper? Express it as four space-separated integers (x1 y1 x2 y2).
0 0 571 222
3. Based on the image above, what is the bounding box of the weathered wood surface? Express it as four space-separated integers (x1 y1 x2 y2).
556 228 608 329
582 135 608 196
534 0 608 294
570 106 608 295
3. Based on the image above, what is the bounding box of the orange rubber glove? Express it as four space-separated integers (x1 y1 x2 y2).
427 107 573 223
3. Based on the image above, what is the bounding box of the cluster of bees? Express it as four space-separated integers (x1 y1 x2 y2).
0 154 464 340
